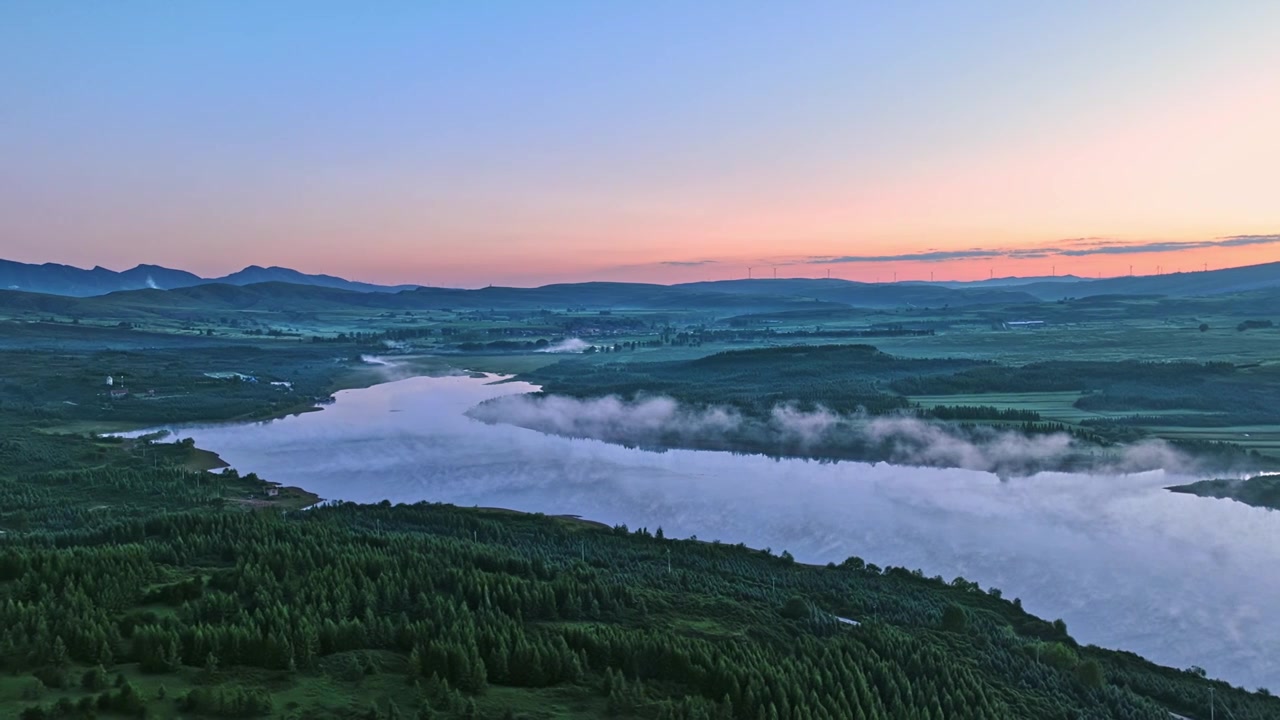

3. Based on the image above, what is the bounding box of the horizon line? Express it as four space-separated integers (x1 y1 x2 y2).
3 255 1279 293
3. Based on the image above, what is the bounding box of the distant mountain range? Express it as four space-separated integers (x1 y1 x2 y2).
3 258 1280 309
0 260 420 297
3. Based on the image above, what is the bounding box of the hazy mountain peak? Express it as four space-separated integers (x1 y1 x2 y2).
0 258 418 297
4 257 1280 300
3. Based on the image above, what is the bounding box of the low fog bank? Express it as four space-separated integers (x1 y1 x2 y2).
468 393 1212 476
357 354 477 383
536 338 591 354
166 375 1280 688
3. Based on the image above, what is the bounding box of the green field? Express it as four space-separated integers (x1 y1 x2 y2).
3 278 1280 718
905 391 1280 454
910 391 1093 421
1144 426 1280 453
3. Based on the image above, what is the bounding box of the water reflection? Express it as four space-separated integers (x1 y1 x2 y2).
145 374 1280 689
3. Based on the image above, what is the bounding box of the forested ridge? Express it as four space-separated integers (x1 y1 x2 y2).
892 359 1280 428
1167 474 1280 511
513 346 1266 473
0 336 1274 719
1 431 1276 719
527 346 1280 432
522 345 986 417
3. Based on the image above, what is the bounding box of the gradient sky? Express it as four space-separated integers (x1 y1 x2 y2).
3 1 1279 287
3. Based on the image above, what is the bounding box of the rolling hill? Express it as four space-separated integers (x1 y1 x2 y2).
210 265 420 293
675 278 1039 307
0 259 419 296
8 257 1280 305
1015 261 1280 300
0 278 1057 322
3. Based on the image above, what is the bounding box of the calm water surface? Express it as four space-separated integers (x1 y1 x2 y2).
142 374 1280 689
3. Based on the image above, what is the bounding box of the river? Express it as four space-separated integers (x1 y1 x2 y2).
137 373 1280 690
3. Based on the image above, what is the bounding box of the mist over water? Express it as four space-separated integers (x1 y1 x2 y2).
145 375 1280 690
468 393 1196 475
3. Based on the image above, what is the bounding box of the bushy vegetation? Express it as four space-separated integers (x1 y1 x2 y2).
888 360 1236 396
892 360 1280 429
0 343 368 430
1235 320 1273 332
1168 474 1280 511
922 405 1042 422
526 345 984 417
3 448 1276 719
1 315 1277 718
517 346 1268 471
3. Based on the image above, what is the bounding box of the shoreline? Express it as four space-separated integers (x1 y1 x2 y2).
96 363 453 511
470 415 1267 481
112 371 1280 690
53 354 497 438
141 367 1265 518
111 361 527 513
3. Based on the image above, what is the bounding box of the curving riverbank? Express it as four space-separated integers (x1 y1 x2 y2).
138 373 1280 690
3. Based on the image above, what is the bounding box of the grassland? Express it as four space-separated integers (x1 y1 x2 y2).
909 391 1092 420
7 274 1280 467
10 274 1279 466
3 284 1280 717
517 346 1275 470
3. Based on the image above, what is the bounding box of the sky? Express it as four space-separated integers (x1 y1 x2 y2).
3 1 1279 288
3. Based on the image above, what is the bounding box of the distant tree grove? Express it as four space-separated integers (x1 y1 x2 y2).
0 458 1275 718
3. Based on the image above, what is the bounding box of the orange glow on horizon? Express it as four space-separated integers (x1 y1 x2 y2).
324 239 1277 287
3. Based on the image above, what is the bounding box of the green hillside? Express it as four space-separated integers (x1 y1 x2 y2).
0 319 1275 718
2 428 1276 720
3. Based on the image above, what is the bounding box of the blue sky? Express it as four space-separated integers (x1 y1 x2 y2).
3 1 1278 286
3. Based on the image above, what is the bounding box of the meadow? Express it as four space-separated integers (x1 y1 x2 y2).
2 279 1279 717
6 278 1277 463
